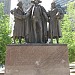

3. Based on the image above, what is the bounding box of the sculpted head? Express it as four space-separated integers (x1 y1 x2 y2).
31 0 42 4
17 1 23 8
51 2 56 9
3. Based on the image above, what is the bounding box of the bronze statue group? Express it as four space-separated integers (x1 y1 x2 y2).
11 0 64 44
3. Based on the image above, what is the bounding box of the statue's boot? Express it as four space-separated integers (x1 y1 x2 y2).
25 38 29 43
56 38 59 44
13 39 16 44
19 37 21 44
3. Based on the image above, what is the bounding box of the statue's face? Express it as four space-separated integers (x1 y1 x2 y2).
51 2 56 9
17 2 22 8
34 0 39 4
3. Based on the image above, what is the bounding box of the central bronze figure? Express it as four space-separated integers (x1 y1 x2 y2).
25 0 48 43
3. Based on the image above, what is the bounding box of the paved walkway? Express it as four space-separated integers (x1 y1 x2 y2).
70 62 75 75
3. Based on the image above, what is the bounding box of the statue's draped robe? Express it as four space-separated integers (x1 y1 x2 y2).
13 7 25 39
25 4 48 43
48 7 64 39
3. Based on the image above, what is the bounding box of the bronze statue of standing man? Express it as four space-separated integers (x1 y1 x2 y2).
11 1 25 44
25 0 48 43
48 2 64 43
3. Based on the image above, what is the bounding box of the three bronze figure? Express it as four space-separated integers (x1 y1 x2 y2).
11 0 64 44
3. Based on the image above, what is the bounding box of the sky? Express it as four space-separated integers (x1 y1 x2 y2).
11 0 18 10
41 0 53 11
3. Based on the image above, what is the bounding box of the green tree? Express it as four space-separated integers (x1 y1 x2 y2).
60 1 75 62
0 3 11 64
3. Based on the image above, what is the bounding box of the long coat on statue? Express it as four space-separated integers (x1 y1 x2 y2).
13 7 25 39
48 6 64 39
25 4 48 43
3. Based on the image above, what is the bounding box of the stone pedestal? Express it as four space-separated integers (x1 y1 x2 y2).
5 44 70 75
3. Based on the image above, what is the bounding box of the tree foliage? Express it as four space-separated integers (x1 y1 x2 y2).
60 1 75 62
0 3 11 64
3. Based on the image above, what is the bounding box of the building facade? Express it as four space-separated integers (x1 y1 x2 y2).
54 0 74 14
0 0 11 15
55 0 74 7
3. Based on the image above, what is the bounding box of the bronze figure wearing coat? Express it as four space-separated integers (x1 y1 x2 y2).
48 2 64 43
11 1 25 43
25 0 48 43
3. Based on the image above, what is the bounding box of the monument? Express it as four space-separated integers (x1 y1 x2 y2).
4 0 70 75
